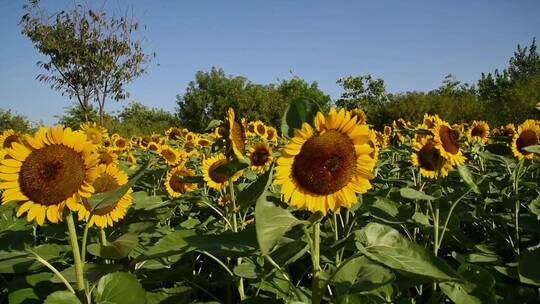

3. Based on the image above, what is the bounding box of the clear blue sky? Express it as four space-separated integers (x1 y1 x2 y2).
1 0 539 125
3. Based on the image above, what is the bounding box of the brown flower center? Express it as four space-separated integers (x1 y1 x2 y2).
439 125 460 154
84 174 119 215
292 130 356 195
19 145 86 205
161 149 177 163
471 125 486 138
251 147 271 166
209 159 229 184
517 130 538 155
115 138 127 149
168 128 182 140
230 121 245 153
417 142 445 172
256 124 266 135
169 171 195 194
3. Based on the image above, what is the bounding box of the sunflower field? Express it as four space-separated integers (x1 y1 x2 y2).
1 99 540 304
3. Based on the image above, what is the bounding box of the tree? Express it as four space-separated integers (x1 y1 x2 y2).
20 0 153 124
0 108 34 132
114 102 179 136
57 104 99 129
176 68 331 132
336 75 388 110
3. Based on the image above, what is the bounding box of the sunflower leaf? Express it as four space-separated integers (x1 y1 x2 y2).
523 145 540 154
94 272 146 304
457 165 480 194
88 159 151 213
214 158 249 177
399 188 436 201
280 97 321 138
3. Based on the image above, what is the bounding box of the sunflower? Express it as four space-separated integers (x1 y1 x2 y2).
77 164 132 228
159 145 186 167
0 126 99 225
511 120 540 160
166 127 182 141
432 120 466 166
392 120 407 144
411 137 452 179
266 127 278 143
185 132 198 143
502 123 516 137
422 113 441 129
246 122 256 137
0 129 24 150
126 152 137 168
202 153 243 190
197 137 213 148
80 122 108 145
375 131 388 148
130 136 139 145
98 149 118 165
113 137 129 152
183 141 199 157
210 126 225 139
147 142 161 153
150 133 161 144
274 108 376 215
249 142 273 173
367 130 380 162
351 108 367 125
165 166 197 198
227 108 246 159
254 121 267 137
467 121 490 143
138 136 150 149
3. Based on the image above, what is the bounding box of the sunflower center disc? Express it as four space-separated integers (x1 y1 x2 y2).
162 150 177 163
471 126 486 137
439 125 460 154
517 130 538 155
19 145 86 206
292 130 356 195
230 121 245 152
417 142 445 171
209 159 229 184
170 173 188 193
251 148 270 166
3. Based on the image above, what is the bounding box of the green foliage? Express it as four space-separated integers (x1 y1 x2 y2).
20 0 154 124
0 108 34 132
176 67 331 132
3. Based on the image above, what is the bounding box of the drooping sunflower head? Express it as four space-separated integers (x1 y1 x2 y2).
0 129 24 150
202 153 243 190
81 122 108 145
254 120 267 137
0 126 99 225
165 166 197 198
98 148 119 165
77 164 132 228
467 121 490 143
351 108 367 125
432 120 466 166
166 127 183 141
159 145 186 167
249 142 273 173
226 108 246 159
275 108 376 215
411 137 452 179
511 120 540 160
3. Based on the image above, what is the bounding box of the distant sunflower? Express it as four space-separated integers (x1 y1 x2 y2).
0 129 23 150
266 127 278 143
254 121 267 137
147 142 161 153
113 137 129 152
392 120 406 144
77 164 132 228
183 141 199 157
130 136 139 145
81 122 108 145
511 120 540 160
246 122 256 137
165 166 197 198
351 108 367 125
432 120 466 166
98 149 118 165
275 108 376 215
210 126 225 139
150 134 161 144
422 113 441 129
0 126 99 225
502 123 516 137
166 127 182 141
185 132 198 143
160 145 186 167
227 108 246 159
411 137 451 179
126 152 137 168
375 131 388 148
467 121 490 143
249 142 273 173
383 126 392 137
139 136 150 149
367 130 380 162
197 137 213 147
202 153 243 190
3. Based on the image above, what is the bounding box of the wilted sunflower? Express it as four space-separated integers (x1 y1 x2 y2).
98 149 118 165
411 137 452 179
81 122 108 145
254 121 267 137
0 126 99 225
467 121 490 143
202 153 243 190
166 127 182 141
226 108 246 159
160 145 186 167
432 120 466 166
511 120 540 160
351 108 367 125
274 108 376 215
165 166 197 198
0 129 24 150
77 164 132 228
249 142 273 173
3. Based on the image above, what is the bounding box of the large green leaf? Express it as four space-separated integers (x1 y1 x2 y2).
518 246 540 286
214 157 249 177
0 244 69 274
8 272 63 304
331 256 395 295
87 233 138 259
457 165 480 194
529 194 540 220
44 291 82 304
51 263 123 284
280 97 321 137
439 263 496 304
355 223 459 281
137 229 195 264
185 226 259 256
399 188 435 201
237 168 273 208
94 272 146 304
255 169 307 254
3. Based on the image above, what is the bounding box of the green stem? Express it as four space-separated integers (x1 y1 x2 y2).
437 190 470 249
431 201 440 302
311 221 322 304
100 229 107 245
515 199 520 255
81 220 90 268
265 255 303 300
332 213 340 265
200 250 234 277
228 177 245 301
66 213 85 291
28 249 75 294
